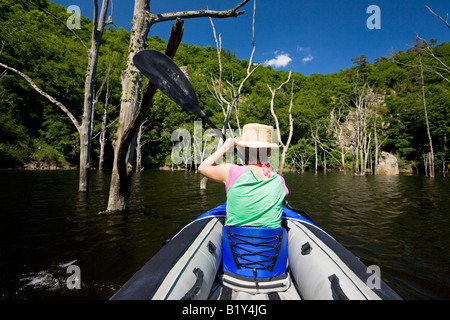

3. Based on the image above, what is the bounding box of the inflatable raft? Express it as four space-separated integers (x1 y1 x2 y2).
111 203 401 300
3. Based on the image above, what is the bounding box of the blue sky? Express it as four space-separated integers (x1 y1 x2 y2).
53 0 449 75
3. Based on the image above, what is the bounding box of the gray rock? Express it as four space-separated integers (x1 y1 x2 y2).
376 152 399 175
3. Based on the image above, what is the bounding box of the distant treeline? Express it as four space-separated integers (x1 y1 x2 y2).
1 1 448 174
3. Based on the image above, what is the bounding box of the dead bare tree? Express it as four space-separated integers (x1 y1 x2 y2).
0 60 81 133
18 0 113 191
372 112 389 172
425 5 450 29
330 103 350 171
352 80 374 175
310 119 343 172
199 0 258 189
106 0 251 213
310 122 319 173
94 64 113 171
135 120 150 172
290 143 312 173
268 72 293 174
392 38 439 177
208 0 259 141
423 6 450 83
419 56 435 177
415 36 450 84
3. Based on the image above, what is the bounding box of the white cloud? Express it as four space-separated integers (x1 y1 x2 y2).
302 54 314 63
264 53 292 68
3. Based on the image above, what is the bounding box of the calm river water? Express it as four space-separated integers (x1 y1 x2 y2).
0 169 449 300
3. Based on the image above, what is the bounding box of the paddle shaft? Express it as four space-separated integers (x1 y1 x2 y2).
200 108 244 162
133 49 244 161
198 110 226 141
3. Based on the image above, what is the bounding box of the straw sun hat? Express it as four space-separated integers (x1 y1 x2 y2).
235 123 279 149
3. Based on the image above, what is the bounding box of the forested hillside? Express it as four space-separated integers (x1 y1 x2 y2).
1 1 449 175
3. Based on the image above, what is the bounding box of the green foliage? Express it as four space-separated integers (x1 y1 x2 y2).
0 1 448 173
32 141 69 165
0 113 32 166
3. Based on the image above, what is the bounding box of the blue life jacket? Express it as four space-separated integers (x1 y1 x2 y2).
222 225 288 280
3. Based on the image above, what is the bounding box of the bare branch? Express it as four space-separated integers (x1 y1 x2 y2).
92 117 118 139
392 56 450 83
120 19 184 162
425 5 450 29
392 36 450 83
208 2 259 138
26 1 89 53
209 17 226 106
95 0 112 32
416 35 450 73
285 78 294 151
0 61 81 132
151 0 250 24
92 0 99 29
267 71 292 147
105 0 114 26
251 0 256 47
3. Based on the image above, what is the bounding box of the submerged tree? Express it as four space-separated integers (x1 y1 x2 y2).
268 71 293 174
201 0 258 189
105 0 251 214
1 0 113 191
419 55 435 177
352 80 374 175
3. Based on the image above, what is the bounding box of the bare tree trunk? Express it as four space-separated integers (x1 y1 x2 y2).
105 0 251 213
374 115 379 169
78 0 111 191
283 79 295 173
98 73 111 171
135 122 144 172
353 81 373 175
443 132 448 177
98 110 107 171
92 56 114 172
420 57 435 177
311 123 318 174
31 0 111 191
201 0 257 188
8 1 112 190
268 72 292 174
106 1 176 213
208 0 258 142
330 105 348 171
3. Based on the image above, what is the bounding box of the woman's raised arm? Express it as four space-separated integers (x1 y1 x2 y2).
198 138 236 184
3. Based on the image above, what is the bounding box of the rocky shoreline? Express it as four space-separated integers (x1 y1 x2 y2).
13 160 77 170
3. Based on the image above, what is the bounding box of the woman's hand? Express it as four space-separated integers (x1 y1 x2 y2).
222 138 237 152
198 138 236 185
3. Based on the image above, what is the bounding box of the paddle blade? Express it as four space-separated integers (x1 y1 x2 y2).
133 49 201 114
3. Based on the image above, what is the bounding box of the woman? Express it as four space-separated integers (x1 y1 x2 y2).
198 123 289 229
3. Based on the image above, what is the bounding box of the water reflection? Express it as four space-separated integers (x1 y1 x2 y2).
0 170 448 299
283 172 450 299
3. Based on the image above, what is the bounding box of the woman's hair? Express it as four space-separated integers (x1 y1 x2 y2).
244 147 271 164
